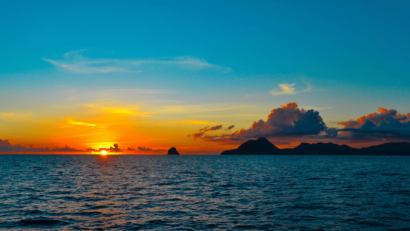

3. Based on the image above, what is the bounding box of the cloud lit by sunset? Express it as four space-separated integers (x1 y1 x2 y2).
68 120 96 126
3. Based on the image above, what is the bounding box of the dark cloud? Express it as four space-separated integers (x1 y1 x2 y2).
112 143 121 152
94 143 122 153
188 132 205 139
188 124 224 139
137 146 166 152
323 128 339 137
199 125 223 132
209 125 223 131
226 125 235 130
0 139 12 147
242 102 325 138
138 146 152 151
337 108 410 139
0 139 83 152
188 104 410 145
205 102 326 141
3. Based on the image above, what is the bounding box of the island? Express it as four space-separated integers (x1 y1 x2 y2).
167 147 180 155
221 137 410 155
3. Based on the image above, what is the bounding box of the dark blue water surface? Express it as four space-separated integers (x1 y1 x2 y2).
1 155 410 230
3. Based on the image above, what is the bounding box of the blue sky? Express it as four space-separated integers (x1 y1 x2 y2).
1 0 410 151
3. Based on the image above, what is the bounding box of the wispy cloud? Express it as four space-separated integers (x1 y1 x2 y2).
226 125 235 130
44 50 232 74
82 102 150 117
44 58 126 74
188 124 232 139
68 120 96 126
269 82 312 96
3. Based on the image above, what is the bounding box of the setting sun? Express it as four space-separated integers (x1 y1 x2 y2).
101 150 107 155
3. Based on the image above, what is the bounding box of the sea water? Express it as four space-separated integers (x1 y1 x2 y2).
0 155 409 230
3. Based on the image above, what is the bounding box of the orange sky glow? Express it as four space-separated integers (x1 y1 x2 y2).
1 98 408 154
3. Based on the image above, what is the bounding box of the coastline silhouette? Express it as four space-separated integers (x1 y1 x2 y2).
221 137 410 155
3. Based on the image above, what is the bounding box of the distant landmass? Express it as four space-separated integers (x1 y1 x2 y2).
221 137 410 155
167 147 179 155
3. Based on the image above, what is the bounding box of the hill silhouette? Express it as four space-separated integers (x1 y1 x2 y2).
221 138 410 155
221 137 280 155
292 142 360 155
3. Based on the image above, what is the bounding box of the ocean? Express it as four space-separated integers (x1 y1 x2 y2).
0 155 409 230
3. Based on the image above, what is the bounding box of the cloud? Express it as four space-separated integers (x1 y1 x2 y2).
87 143 122 153
0 139 83 152
190 125 222 136
189 132 205 139
270 83 296 95
138 146 152 151
63 49 88 58
44 51 232 74
226 125 235 130
184 104 410 145
200 125 223 132
43 58 125 74
0 139 12 147
137 146 166 152
68 120 96 126
337 107 410 139
81 102 151 117
188 124 229 139
203 102 326 141
269 82 312 96
100 107 149 116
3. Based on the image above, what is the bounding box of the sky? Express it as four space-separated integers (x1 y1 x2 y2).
1 0 410 154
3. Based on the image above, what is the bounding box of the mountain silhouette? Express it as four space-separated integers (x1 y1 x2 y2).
292 142 359 155
221 137 410 155
221 137 280 155
167 147 179 155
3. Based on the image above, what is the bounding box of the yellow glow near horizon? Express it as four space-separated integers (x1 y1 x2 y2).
0 98 250 155
101 150 107 155
68 120 96 126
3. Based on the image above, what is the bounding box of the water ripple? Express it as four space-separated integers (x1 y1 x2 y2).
0 155 409 230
